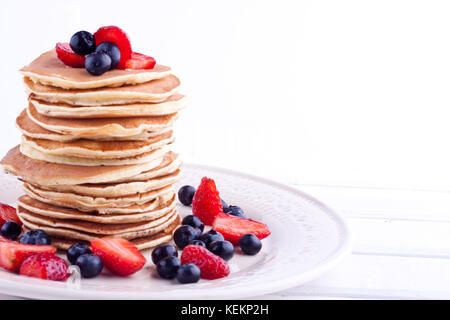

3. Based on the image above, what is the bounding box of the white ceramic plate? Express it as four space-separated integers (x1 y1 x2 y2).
0 164 351 300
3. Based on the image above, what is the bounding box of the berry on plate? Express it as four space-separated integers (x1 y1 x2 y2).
178 185 196 206
156 256 181 279
95 41 121 69
85 52 112 76
189 239 206 248
212 213 271 245
19 229 51 245
181 245 230 280
208 240 234 261
0 203 22 227
176 263 201 284
0 221 21 241
239 233 262 255
173 225 198 250
0 236 56 272
55 42 85 67
199 230 224 247
151 244 178 265
76 254 103 278
19 253 69 281
91 237 146 277
192 177 223 225
94 26 132 69
181 215 204 233
223 205 245 218
123 52 156 70
67 242 91 265
70 31 96 56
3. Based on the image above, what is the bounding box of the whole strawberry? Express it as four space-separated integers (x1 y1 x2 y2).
181 245 230 280
20 253 69 281
192 177 223 225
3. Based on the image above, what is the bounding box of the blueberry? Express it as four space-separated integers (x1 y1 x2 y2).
239 233 262 255
95 41 121 69
221 198 229 209
199 230 224 247
156 256 181 279
176 263 201 284
224 205 245 218
209 240 234 261
173 225 198 249
19 229 51 245
70 31 96 55
189 240 206 248
0 221 21 240
181 215 204 233
151 244 178 265
76 254 103 278
178 185 196 206
85 52 111 76
67 242 91 265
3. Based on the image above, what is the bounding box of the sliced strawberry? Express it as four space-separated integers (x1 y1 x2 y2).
181 245 229 280
91 237 146 277
0 236 56 272
124 52 156 70
0 203 22 227
94 26 132 69
192 177 223 226
212 213 271 245
19 253 69 281
55 42 85 67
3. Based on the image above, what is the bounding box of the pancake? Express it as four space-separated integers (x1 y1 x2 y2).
24 183 174 209
21 130 173 159
47 215 180 251
24 74 180 106
17 194 177 224
27 103 178 138
17 109 168 141
21 50 172 90
19 210 180 241
1 146 170 186
22 188 174 215
30 94 188 118
44 169 181 197
20 143 169 166
112 152 181 183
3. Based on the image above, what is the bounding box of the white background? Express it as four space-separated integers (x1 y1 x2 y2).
1 0 450 190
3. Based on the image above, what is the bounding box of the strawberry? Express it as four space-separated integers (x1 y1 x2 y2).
124 52 156 70
91 237 146 276
181 245 230 280
0 203 22 227
19 253 69 281
212 213 271 245
94 26 132 69
0 236 56 272
55 42 85 67
192 177 223 225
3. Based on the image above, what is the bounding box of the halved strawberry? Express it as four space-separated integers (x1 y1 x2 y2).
124 52 156 70
212 213 271 245
181 245 230 280
94 26 132 69
192 177 223 226
0 203 22 227
55 42 85 67
0 236 56 272
19 253 69 281
91 237 146 277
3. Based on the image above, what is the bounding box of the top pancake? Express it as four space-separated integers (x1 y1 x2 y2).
21 50 172 90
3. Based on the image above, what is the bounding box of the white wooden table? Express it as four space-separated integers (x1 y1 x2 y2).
2 184 449 300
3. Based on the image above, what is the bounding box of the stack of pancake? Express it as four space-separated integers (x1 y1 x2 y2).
1 50 187 250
